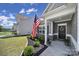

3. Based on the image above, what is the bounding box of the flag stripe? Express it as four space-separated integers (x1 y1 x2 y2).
32 15 40 38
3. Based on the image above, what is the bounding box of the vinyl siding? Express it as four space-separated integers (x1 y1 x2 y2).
71 6 77 41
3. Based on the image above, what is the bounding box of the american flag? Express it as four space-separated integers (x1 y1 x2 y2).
32 14 40 39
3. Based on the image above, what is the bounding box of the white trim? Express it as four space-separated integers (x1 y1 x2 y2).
67 34 77 52
48 33 53 36
43 4 76 18
48 21 53 36
44 18 47 45
47 4 55 13
77 4 79 52
57 23 67 39
44 5 66 17
51 21 53 35
48 22 51 34
54 19 71 23
45 6 75 20
58 23 67 26
42 4 50 16
53 33 58 35
49 33 57 36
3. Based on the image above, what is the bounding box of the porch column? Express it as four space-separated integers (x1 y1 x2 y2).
48 22 51 35
44 19 47 45
51 21 53 35
49 21 53 35
77 4 79 53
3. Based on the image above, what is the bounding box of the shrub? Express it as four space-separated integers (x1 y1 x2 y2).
35 39 39 41
34 40 40 47
23 46 34 56
39 35 44 42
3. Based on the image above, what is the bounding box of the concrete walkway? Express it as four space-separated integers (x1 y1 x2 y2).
40 40 72 56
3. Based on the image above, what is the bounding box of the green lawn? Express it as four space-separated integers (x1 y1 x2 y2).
0 32 12 36
0 36 28 56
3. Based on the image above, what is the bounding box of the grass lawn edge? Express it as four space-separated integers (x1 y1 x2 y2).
20 37 28 56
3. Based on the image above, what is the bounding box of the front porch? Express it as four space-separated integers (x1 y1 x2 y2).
43 15 77 55
42 20 77 55
41 3 78 55
40 40 75 56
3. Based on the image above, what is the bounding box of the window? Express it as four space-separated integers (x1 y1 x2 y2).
43 31 44 34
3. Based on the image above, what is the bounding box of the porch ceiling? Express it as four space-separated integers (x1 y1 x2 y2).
44 4 76 22
48 13 73 22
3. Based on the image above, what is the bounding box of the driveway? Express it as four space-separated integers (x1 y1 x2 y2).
40 40 72 56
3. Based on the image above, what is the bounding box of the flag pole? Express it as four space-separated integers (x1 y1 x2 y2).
35 12 38 38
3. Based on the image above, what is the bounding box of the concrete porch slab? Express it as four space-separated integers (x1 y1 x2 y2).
40 40 72 56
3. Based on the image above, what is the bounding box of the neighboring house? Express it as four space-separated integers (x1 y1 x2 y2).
40 3 78 53
12 14 33 35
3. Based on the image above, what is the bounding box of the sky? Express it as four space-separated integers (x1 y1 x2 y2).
0 3 47 29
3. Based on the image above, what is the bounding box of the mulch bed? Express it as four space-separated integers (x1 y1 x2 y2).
29 37 45 45
22 45 48 56
33 45 48 56
22 38 48 56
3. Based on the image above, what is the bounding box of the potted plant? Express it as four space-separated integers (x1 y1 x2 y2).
64 38 70 46
23 46 34 56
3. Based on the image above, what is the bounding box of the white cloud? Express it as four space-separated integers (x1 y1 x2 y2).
19 8 25 14
26 8 38 14
9 13 15 19
0 16 9 20
0 15 16 28
19 8 38 14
